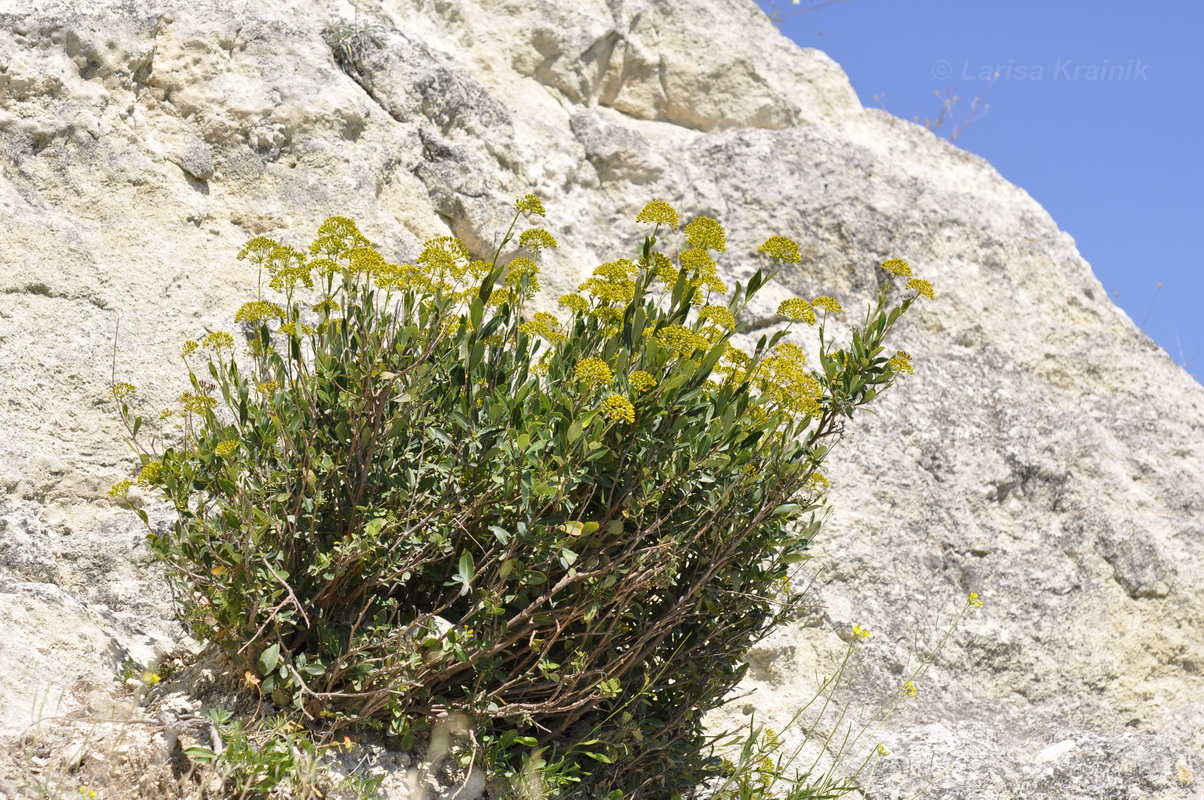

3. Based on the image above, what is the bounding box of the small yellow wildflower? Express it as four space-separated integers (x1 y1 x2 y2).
136 461 164 487
518 312 565 344
777 298 817 325
579 276 634 304
757 235 802 264
683 216 727 252
312 298 340 315
238 236 278 263
558 293 589 312
968 592 983 607
257 380 278 395
142 671 161 685
805 472 829 491
518 228 558 252
876 744 889 757
629 371 657 393
504 257 540 291
888 350 914 375
881 258 912 277
600 394 635 424
488 287 513 306
655 325 708 358
214 440 240 457
515 194 546 216
234 300 285 323
907 278 935 299
772 341 806 364
593 259 638 281
179 392 217 414
201 331 234 351
853 625 871 640
812 296 842 314
699 304 736 330
903 681 918 697
181 339 199 358
574 357 613 389
635 200 680 228
108 480 133 499
112 382 137 400
644 251 678 284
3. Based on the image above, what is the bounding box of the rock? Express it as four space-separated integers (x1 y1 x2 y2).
0 0 1202 797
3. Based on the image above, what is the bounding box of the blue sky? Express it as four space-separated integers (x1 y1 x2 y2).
768 0 1204 378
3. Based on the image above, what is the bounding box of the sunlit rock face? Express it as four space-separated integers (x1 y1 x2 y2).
0 1 1200 796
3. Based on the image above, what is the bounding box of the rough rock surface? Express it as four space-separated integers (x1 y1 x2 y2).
0 0 1201 798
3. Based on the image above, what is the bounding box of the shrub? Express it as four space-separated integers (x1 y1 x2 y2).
113 198 931 797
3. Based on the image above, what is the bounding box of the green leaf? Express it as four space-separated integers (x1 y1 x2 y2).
469 296 484 330
259 643 280 675
457 551 474 595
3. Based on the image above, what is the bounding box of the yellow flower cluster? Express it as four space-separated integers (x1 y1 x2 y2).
179 392 217 414
880 258 912 277
280 322 316 337
812 295 842 314
181 340 199 358
108 480 132 499
679 249 726 295
805 472 829 491
514 194 546 216
903 680 918 697
309 217 372 261
888 350 914 375
312 298 340 315
558 293 589 312
968 592 983 607
757 235 802 264
852 625 871 640
112 382 137 400
418 237 472 280
214 440 240 456
518 228 558 252
906 278 935 299
579 276 634 305
698 304 736 330
573 357 613 388
265 245 314 291
635 200 680 228
518 312 565 344
629 370 657 393
683 216 727 252
201 331 234 350
136 460 164 486
235 300 285 323
256 380 279 395
504 257 540 295
777 298 817 325
761 343 822 416
600 394 635 424
374 263 429 293
655 325 708 358
643 251 678 285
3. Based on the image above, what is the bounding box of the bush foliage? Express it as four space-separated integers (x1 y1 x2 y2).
113 197 931 797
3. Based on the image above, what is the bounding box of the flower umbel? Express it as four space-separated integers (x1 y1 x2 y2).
881 258 913 277
514 194 546 216
757 235 802 264
635 201 680 229
777 298 817 325
574 357 614 389
683 217 727 252
600 394 635 424
907 278 935 299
